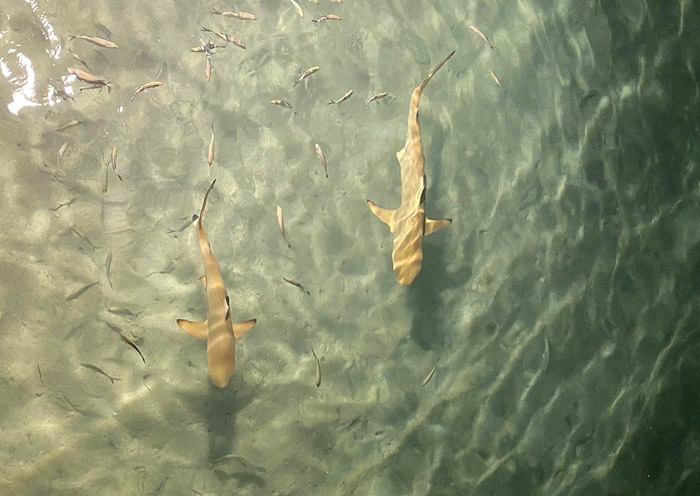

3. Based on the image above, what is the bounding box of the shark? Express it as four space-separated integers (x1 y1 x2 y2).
367 50 455 285
177 180 256 388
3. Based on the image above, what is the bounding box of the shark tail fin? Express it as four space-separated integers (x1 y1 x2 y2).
233 319 256 339
425 218 452 235
177 319 208 340
367 200 397 232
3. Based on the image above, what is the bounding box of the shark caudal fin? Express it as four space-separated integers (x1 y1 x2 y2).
177 319 208 340
233 319 256 339
425 218 452 235
367 200 397 232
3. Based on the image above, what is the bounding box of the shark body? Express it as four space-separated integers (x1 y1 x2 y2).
177 180 256 388
367 50 455 285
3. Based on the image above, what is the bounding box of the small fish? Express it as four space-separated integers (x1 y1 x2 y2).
207 123 215 166
190 41 225 53
283 277 310 296
57 141 69 162
269 99 297 116
54 119 83 133
422 357 440 386
210 454 265 473
542 337 550 373
120 331 146 363
71 226 100 250
78 84 106 92
147 261 176 276
131 81 163 102
105 251 113 288
269 99 294 110
49 196 77 212
469 24 495 50
102 163 109 193
211 8 256 20
311 348 321 387
276 205 292 248
167 214 199 234
328 89 353 105
109 146 123 181
205 56 212 82
288 0 304 18
294 66 319 86
68 48 92 71
80 363 121 384
489 71 508 94
315 143 328 178
67 67 111 91
102 162 109 193
201 27 246 49
37 364 44 384
367 91 388 104
68 34 119 49
66 281 99 301
312 14 342 23
107 306 141 317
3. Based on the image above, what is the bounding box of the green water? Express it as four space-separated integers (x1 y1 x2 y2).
0 0 699 494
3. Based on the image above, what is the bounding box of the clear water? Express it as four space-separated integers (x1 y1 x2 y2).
1 0 699 494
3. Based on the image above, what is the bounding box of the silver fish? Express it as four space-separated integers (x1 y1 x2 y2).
315 143 328 178
120 331 146 363
207 123 215 166
367 91 388 104
328 89 353 105
105 251 113 288
421 357 440 386
469 24 495 50
69 34 119 49
311 348 321 387
294 66 319 86
276 205 292 248
283 277 310 296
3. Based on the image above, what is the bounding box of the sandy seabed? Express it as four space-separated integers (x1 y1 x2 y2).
1 0 700 495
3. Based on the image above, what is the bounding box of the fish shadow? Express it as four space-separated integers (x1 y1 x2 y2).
181 379 257 465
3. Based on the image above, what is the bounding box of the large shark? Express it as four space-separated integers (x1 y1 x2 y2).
367 50 455 285
177 180 256 388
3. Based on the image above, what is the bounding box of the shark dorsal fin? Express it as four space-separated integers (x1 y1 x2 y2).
425 218 452 235
367 200 397 232
177 319 208 340
233 319 256 339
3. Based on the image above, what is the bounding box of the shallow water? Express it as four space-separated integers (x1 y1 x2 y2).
1 0 699 495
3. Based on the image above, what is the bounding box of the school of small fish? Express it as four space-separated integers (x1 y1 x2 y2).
47 7 505 391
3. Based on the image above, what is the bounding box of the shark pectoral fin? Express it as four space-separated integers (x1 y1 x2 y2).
177 319 208 340
233 319 256 339
367 200 396 232
199 275 206 286
425 218 452 235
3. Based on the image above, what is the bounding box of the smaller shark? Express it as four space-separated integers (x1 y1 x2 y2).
177 180 256 388
367 50 455 285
